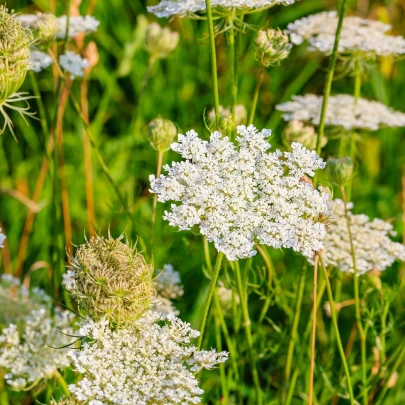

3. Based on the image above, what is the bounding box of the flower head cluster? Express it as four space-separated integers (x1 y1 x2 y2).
68 311 228 404
29 50 53 72
148 117 178 152
255 28 292 67
154 264 184 315
286 11 405 58
59 51 89 79
145 22 179 59
0 228 5 248
66 234 156 327
283 120 326 150
150 125 330 261
208 105 247 133
0 276 75 390
276 94 405 131
148 0 295 19
56 15 100 39
322 200 405 275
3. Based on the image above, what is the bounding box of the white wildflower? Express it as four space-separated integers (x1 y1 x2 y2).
59 51 89 79
0 228 5 248
56 15 100 39
286 11 405 57
28 50 53 72
68 311 228 405
276 94 405 131
148 0 295 18
321 199 405 275
150 125 330 261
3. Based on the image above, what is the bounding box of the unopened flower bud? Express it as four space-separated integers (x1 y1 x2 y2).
255 28 292 67
148 118 177 152
326 157 354 187
145 23 179 59
234 105 247 126
69 234 156 327
208 104 247 133
283 120 326 150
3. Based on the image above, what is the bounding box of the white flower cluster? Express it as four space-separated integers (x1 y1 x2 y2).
276 94 405 131
148 0 295 18
56 15 100 39
286 11 405 57
150 125 330 261
0 276 76 390
154 264 184 315
322 200 405 275
29 50 53 72
60 51 89 79
68 311 228 404
0 228 5 248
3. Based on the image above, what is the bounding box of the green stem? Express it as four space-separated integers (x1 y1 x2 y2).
341 187 368 405
235 261 263 405
228 19 237 130
54 370 70 397
248 64 264 126
316 0 349 155
150 151 164 254
197 251 224 350
205 0 220 126
215 311 229 405
319 254 355 404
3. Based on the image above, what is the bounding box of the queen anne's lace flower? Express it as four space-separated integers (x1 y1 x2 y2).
276 94 405 131
321 200 405 275
150 125 330 261
148 0 295 18
29 50 53 72
286 11 405 57
56 15 100 39
59 52 89 79
68 311 228 404
0 276 76 390
0 228 5 248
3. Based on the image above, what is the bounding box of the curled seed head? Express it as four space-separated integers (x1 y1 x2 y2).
326 156 354 187
68 234 156 328
148 117 177 152
0 6 32 103
255 28 292 67
145 22 179 59
283 120 327 150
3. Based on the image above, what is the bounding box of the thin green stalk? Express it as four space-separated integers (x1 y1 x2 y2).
341 187 368 405
150 151 164 253
205 0 220 126
248 64 264 126
319 254 355 404
215 312 229 405
228 18 237 129
235 261 263 405
54 370 70 397
316 0 349 155
197 252 224 349
285 261 308 382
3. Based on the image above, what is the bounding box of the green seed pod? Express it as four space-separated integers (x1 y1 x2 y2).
283 120 327 150
145 22 179 59
69 234 156 328
148 118 177 152
0 6 32 104
326 157 354 187
255 28 292 67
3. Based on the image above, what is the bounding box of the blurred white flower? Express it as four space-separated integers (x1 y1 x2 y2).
148 0 295 18
28 50 53 72
276 94 405 131
59 51 89 79
321 199 405 275
286 11 405 57
0 228 5 248
56 15 99 39
150 125 330 261
68 311 228 404
145 22 179 59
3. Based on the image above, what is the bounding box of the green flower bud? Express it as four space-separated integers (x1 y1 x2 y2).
283 120 327 150
255 28 292 67
208 104 247 133
0 6 32 104
145 23 179 59
69 234 156 328
326 157 354 187
148 118 177 152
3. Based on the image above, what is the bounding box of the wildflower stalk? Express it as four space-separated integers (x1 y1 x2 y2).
205 0 220 126
29 71 49 146
319 254 355 404
235 261 263 405
248 64 264 126
151 151 164 253
215 312 229 404
308 254 319 405
227 17 237 131
54 370 70 397
341 186 368 405
316 0 349 155
197 251 224 349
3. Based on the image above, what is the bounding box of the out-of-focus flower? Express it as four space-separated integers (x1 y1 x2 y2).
150 125 330 261
148 118 178 152
283 120 326 150
208 105 247 132
255 28 292 67
326 157 354 188
59 51 89 79
56 15 99 39
0 229 5 248
276 94 405 131
145 22 179 59
28 50 53 72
